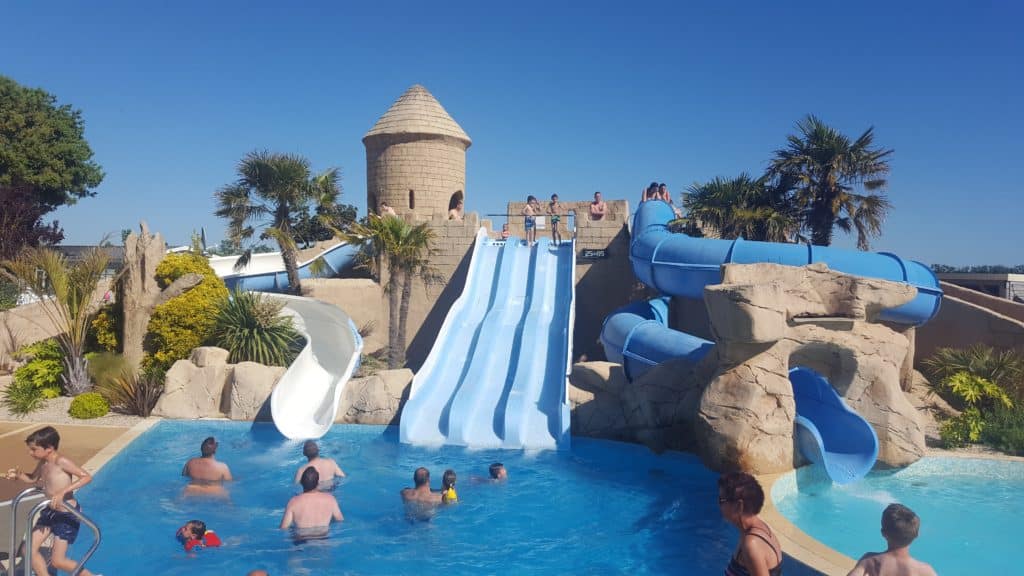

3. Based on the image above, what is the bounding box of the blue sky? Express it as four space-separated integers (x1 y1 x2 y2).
2 0 1021 265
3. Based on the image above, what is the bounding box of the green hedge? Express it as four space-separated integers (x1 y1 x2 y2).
69 392 109 419
144 252 228 370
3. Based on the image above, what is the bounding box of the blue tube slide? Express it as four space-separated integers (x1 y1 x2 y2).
214 243 360 293
790 367 879 485
601 200 942 482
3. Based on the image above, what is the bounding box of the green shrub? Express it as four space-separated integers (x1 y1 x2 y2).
144 252 228 370
68 392 109 419
85 352 128 389
924 345 1024 402
97 367 164 417
939 407 984 448
209 289 302 366
981 405 1024 455
89 303 121 353
0 279 19 311
11 339 63 398
1 377 46 415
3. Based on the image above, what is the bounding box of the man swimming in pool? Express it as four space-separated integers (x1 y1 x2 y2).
400 467 443 520
280 467 344 542
182 436 232 496
293 440 346 490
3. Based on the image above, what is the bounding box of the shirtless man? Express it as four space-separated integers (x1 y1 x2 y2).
589 191 607 220
847 504 937 576
182 436 232 495
400 467 442 505
293 440 346 489
6 426 97 576
280 467 344 541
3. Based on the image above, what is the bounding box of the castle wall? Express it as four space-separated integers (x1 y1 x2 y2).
365 135 467 221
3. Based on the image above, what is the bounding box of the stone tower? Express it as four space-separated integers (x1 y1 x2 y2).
363 85 472 221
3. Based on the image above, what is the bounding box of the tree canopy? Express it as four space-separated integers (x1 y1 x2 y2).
0 76 104 258
214 150 345 294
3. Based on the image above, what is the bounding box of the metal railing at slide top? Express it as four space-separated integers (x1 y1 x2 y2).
6 488 101 576
482 212 579 242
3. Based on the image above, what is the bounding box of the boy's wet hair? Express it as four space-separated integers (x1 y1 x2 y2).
413 467 430 487
300 466 320 492
527 195 537 203
26 426 60 450
882 503 920 548
201 436 218 457
717 471 765 515
188 520 207 537
489 462 505 478
442 469 456 488
302 440 319 460
551 194 559 200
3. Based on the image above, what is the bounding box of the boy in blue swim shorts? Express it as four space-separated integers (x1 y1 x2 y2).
7 426 98 575
522 195 539 246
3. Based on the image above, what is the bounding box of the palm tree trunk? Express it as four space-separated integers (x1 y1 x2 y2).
281 243 302 295
387 256 401 369
397 265 413 368
809 197 835 246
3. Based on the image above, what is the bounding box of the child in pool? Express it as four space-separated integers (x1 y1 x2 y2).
441 469 458 504
176 520 222 552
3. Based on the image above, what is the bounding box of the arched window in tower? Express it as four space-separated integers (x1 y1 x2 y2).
409 189 415 210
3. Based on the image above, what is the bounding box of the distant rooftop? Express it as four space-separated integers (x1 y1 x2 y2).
363 84 471 146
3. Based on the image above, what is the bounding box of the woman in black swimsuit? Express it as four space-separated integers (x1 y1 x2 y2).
718 472 783 576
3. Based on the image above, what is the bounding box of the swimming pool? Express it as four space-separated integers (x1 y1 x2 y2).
69 421 818 575
772 456 1024 575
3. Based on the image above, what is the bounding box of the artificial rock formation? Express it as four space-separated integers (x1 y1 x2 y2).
572 263 928 475
121 222 202 370
335 368 413 425
152 346 415 425
152 346 284 420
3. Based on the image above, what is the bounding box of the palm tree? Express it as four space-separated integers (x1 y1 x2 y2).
214 151 342 294
1 246 111 394
683 174 797 242
768 115 893 249
337 215 436 369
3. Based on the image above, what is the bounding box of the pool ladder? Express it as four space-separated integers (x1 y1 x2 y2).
3 488 101 576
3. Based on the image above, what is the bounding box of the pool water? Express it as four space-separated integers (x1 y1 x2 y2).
71 421 758 575
772 457 1024 575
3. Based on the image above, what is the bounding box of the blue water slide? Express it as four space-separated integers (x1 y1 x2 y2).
400 233 575 450
446 239 533 447
601 200 942 482
210 242 360 293
502 240 575 449
400 229 503 445
790 367 879 485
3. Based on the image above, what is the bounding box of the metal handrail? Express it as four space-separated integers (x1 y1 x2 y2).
14 489 101 576
8 487 43 571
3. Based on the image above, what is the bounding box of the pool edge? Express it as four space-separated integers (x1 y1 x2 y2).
83 417 162 473
758 472 856 576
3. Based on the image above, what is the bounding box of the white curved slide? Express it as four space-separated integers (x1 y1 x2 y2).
268 293 364 439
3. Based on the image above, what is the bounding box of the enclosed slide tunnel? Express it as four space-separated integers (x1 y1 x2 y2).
601 200 942 484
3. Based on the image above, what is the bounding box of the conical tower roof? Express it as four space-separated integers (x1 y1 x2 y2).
363 85 471 147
